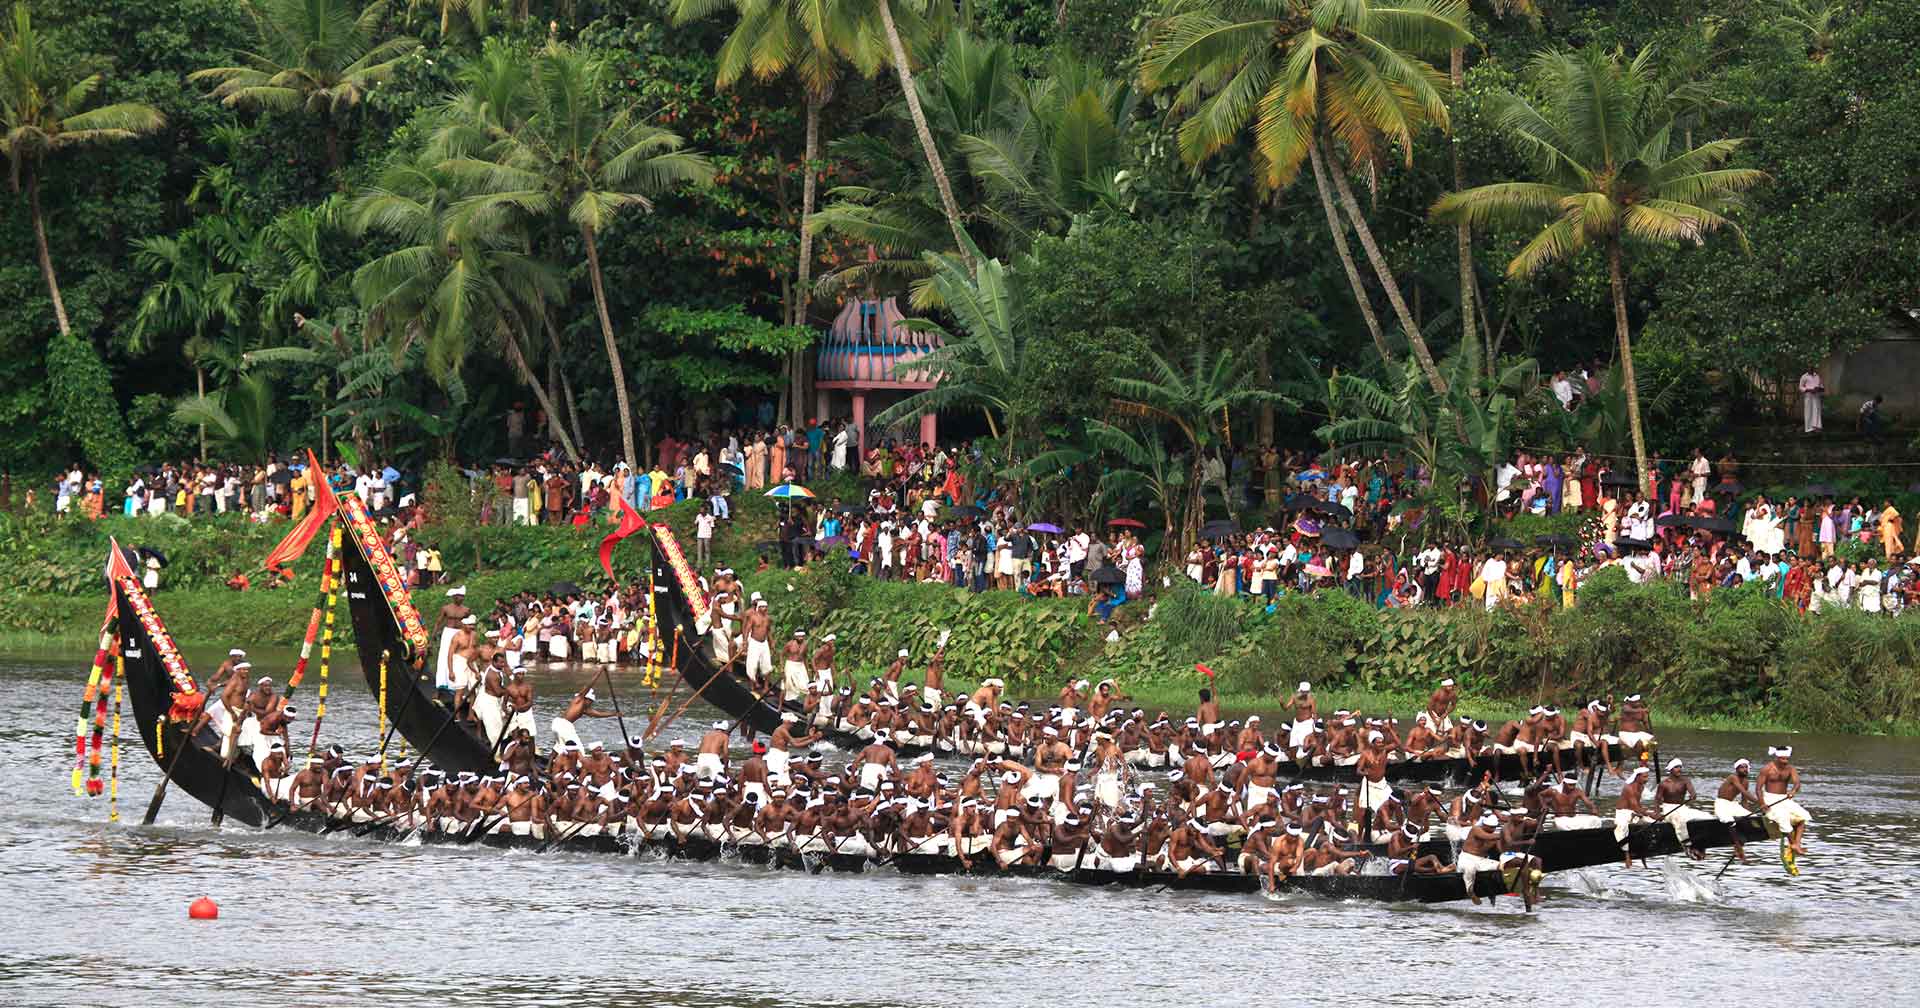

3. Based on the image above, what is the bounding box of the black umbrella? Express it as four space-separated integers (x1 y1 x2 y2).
1599 472 1637 488
1613 536 1654 551
1712 480 1744 496
1804 483 1838 498
1089 565 1126 585
1534 534 1578 549
1284 492 1323 511
1488 536 1526 551
1308 500 1352 519
838 504 871 515
268 468 296 486
493 457 521 467
139 546 169 567
1199 520 1239 541
1654 513 1692 528
547 580 583 597
950 503 985 516
1321 527 1360 550
1694 516 1737 534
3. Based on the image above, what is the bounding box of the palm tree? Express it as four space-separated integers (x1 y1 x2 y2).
130 229 248 460
189 0 417 180
348 150 579 459
1431 49 1767 490
173 371 278 463
1449 1 1537 375
0 2 165 337
1108 344 1291 545
1140 0 1469 393
1776 0 1843 63
869 244 1032 449
872 0 974 274
449 41 714 468
670 0 884 423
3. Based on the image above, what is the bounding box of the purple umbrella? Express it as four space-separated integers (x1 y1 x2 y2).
1027 522 1062 534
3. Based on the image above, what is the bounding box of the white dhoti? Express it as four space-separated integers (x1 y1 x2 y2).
1614 808 1650 843
204 698 235 753
506 708 535 741
1547 814 1606 831
1763 795 1812 833
1618 731 1654 748
922 686 941 708
813 668 835 694
994 844 1030 868
1245 783 1276 809
858 762 890 791
1660 802 1714 845
742 782 770 807
1288 718 1315 748
781 660 810 702
1095 772 1124 809
1456 850 1499 891
235 715 263 766
1049 851 1088 872
1568 731 1594 748
695 752 725 780
434 626 460 689
710 628 733 665
1713 797 1749 823
550 716 583 751
547 636 570 660
473 690 506 745
744 638 774 683
766 748 792 784
448 656 476 693
1355 777 1392 813
1022 773 1061 803
1173 855 1210 875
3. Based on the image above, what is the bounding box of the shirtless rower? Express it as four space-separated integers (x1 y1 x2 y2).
1617 693 1655 756
1353 731 1392 839
1167 816 1222 878
472 653 509 746
1571 700 1616 776
449 615 481 719
1614 766 1656 867
696 721 732 779
1426 677 1458 732
1715 758 1761 862
765 712 819 785
551 685 616 751
1385 821 1450 876
433 586 471 703
1756 745 1811 857
1656 758 1714 857
1455 812 1505 904
990 797 1047 868
854 736 898 792
881 649 907 702
1543 773 1604 830
811 634 838 695
780 631 810 702
1287 682 1317 749
741 596 774 686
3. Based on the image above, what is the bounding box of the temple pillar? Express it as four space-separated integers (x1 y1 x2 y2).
852 392 867 462
919 412 937 449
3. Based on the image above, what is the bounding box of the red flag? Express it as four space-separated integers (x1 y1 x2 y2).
599 492 646 582
1195 662 1215 680
263 449 340 570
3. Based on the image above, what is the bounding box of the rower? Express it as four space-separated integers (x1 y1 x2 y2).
1167 816 1221 879
882 648 907 701
812 634 838 695
1455 812 1504 905
1543 773 1604 830
1715 759 1761 863
1756 745 1811 857
922 648 945 707
1655 758 1713 857
1353 731 1391 839
450 615 480 719
765 712 818 786
473 653 509 747
854 735 898 792
433 586 471 704
990 797 1046 868
780 631 809 702
1385 821 1449 875
1617 693 1655 756
1425 677 1457 733
1570 700 1615 776
503 669 536 747
741 596 773 687
696 721 730 780
1286 682 1317 749
552 685 616 752
1614 766 1655 867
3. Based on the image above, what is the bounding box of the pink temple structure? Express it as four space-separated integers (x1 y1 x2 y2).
814 297 940 458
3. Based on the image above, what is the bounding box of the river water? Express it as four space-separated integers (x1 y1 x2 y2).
2 644 1917 1007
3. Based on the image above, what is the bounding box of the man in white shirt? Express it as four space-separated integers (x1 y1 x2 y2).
1551 372 1575 410
1479 553 1508 609
831 426 850 471
1345 549 1366 598
1494 460 1520 504
1067 531 1090 580
1798 370 1823 433
694 507 717 566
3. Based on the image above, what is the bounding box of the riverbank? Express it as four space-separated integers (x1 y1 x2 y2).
6 492 1917 736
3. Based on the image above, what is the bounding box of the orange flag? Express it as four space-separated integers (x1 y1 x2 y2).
599 492 646 582
263 449 340 570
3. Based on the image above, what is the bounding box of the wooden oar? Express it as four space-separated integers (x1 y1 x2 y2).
141 713 199 825
651 649 742 741
209 720 244 827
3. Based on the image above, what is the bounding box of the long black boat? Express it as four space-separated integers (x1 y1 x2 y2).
336 494 497 776
116 565 283 827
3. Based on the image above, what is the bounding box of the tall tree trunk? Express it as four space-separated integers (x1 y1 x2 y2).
541 312 587 450
1450 46 1486 384
507 327 580 462
1306 140 1392 366
876 0 976 276
792 89 824 428
196 364 207 461
25 168 72 338
1608 240 1651 493
581 225 638 467
1320 137 1447 395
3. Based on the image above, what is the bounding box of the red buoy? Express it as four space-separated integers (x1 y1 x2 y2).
188 897 219 920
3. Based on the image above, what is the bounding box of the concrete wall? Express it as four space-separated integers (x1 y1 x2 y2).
1822 335 1920 418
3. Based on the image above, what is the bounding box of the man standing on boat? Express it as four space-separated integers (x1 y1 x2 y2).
1617 694 1655 755
1757 746 1812 857
742 596 774 687
1655 758 1714 857
1715 758 1761 863
1426 678 1458 732
781 631 810 702
1287 682 1317 748
434 587 471 704
551 685 616 752
1615 766 1656 867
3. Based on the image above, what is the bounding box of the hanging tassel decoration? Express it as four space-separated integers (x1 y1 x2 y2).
72 620 114 795
109 657 124 821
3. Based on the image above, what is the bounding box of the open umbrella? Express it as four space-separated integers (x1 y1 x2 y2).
1027 522 1062 534
1534 534 1578 549
1089 566 1126 585
493 457 520 467
1654 513 1693 529
1293 518 1322 537
547 580 583 597
1599 472 1637 488
1108 518 1146 529
815 535 847 548
1199 520 1239 541
950 504 985 517
1613 536 1654 551
267 468 296 486
1307 500 1351 519
1487 536 1526 551
1694 516 1737 534
1283 492 1322 511
139 546 169 567
765 483 816 499
1321 527 1360 550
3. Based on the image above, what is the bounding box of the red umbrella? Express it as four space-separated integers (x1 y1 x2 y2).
1107 518 1146 529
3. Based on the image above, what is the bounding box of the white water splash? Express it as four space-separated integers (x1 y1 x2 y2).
1564 869 1611 899
1660 857 1725 903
